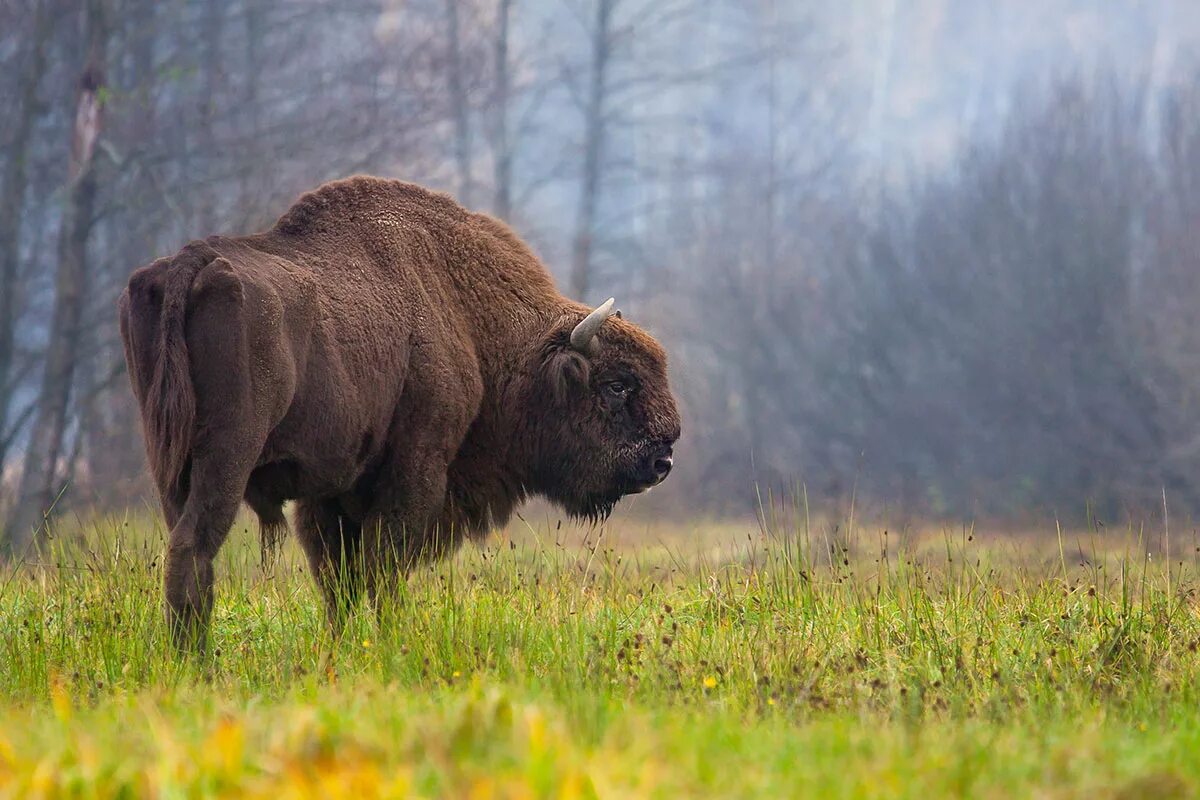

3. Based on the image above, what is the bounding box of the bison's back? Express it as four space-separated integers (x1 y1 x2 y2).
218 190 488 498
129 176 507 506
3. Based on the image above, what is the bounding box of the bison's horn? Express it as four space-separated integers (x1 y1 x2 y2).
570 297 619 352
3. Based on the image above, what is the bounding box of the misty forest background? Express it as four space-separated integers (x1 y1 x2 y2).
2 0 1200 549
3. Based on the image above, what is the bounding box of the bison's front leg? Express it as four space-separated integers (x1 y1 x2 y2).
361 459 455 620
360 415 474 624
362 348 481 622
295 498 365 636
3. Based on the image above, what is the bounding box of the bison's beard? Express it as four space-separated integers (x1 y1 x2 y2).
557 453 669 523
539 449 652 523
561 470 656 522
561 490 621 524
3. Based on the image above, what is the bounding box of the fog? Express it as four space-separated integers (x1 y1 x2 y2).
3 0 1199 544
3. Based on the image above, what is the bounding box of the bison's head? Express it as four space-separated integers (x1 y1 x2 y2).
519 298 681 521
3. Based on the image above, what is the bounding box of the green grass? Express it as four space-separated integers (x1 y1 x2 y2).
2 508 1199 798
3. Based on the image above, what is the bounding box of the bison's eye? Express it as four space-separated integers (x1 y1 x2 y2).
605 380 630 399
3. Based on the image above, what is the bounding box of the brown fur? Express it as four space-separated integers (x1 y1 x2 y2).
118 176 680 650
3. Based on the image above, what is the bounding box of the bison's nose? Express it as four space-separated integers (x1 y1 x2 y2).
652 452 673 482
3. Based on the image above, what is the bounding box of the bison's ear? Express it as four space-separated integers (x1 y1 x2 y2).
543 347 590 404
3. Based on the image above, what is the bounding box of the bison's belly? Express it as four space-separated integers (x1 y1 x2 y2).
255 326 405 499
255 414 382 501
248 453 357 499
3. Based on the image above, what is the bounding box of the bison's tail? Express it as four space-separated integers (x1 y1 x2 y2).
134 243 220 500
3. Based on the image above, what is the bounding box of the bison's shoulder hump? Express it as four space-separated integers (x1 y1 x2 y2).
272 175 465 236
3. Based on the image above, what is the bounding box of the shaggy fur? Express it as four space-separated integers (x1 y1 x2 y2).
118 176 680 650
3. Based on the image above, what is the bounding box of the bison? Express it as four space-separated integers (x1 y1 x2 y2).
119 176 680 651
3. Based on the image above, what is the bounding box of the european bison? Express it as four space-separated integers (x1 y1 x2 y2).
119 176 680 651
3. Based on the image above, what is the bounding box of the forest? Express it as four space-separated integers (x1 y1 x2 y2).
3 0 1199 551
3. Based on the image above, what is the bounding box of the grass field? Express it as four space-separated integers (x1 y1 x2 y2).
2 502 1199 798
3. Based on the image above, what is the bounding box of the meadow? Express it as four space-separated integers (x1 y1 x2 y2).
1 500 1199 799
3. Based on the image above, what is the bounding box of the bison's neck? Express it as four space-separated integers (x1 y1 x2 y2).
444 436 528 537
446 305 574 539
416 207 580 534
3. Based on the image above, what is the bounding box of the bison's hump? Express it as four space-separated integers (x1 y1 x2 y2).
273 175 466 237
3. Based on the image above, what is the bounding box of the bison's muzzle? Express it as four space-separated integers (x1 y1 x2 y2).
627 444 674 494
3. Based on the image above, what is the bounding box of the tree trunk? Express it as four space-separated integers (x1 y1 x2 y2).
238 1 264 221
446 0 473 206
490 0 514 220
4 0 109 558
198 0 224 231
0 0 51 483
570 0 614 301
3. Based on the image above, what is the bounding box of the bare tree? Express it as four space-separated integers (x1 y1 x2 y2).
446 0 475 206
0 1 52 484
490 0 515 219
5 0 110 554
568 0 614 300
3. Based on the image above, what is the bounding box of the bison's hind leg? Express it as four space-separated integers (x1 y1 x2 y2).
295 499 364 636
164 450 259 656
163 255 270 656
